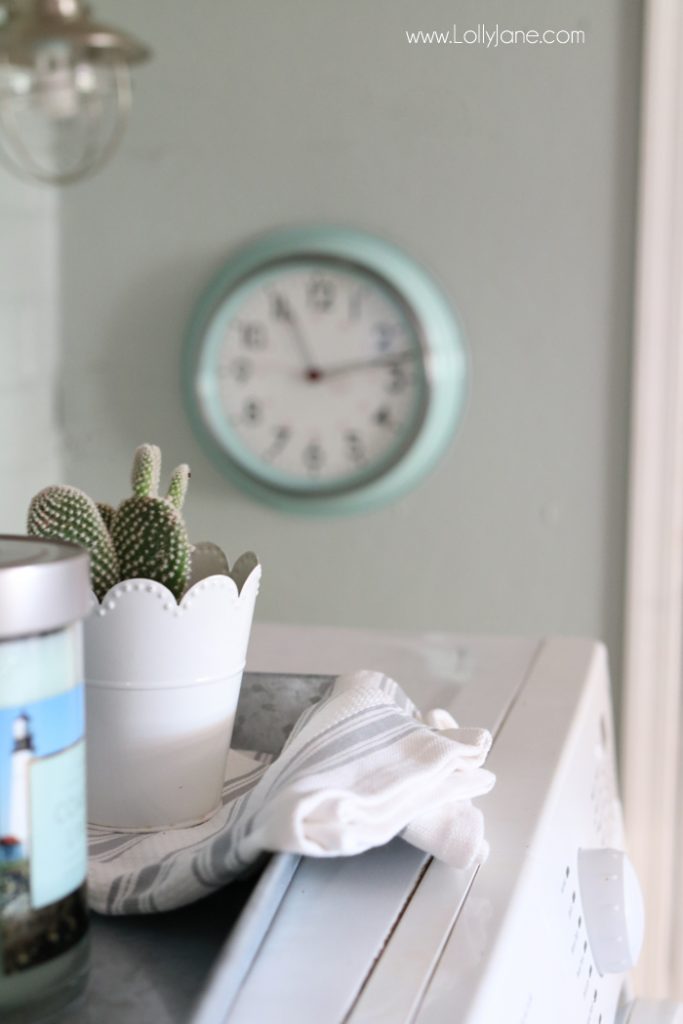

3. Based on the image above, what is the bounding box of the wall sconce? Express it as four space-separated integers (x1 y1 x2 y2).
0 0 150 185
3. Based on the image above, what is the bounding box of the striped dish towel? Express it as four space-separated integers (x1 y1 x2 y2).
88 670 495 915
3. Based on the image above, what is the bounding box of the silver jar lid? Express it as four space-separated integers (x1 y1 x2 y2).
0 535 92 640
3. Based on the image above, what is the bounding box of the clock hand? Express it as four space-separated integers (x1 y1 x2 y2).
318 350 416 379
272 292 318 371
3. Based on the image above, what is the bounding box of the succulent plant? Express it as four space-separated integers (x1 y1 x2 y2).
106 445 192 600
110 496 191 600
131 442 161 499
27 485 120 601
27 443 254 602
96 502 116 532
166 463 190 511
109 448 190 599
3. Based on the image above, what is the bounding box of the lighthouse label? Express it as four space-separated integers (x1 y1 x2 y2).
0 684 87 975
30 739 86 909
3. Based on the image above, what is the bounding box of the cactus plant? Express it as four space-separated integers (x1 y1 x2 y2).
110 496 190 599
107 445 192 600
166 463 190 510
26 443 253 602
131 443 161 499
96 502 116 532
28 485 120 601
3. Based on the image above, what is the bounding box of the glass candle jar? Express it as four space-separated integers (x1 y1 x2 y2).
0 536 91 1022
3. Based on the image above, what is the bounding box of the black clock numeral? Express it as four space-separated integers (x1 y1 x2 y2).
264 425 291 461
240 322 267 350
386 361 408 394
374 405 393 428
242 398 262 424
303 441 325 472
375 322 397 351
345 430 365 464
307 275 335 313
270 293 291 322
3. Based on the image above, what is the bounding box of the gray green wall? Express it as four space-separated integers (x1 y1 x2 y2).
58 0 642 675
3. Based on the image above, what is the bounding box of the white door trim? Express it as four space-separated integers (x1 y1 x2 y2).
621 0 683 997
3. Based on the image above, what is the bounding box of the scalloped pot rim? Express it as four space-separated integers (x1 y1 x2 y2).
88 564 262 613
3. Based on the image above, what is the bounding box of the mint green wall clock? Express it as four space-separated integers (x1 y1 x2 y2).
183 226 467 514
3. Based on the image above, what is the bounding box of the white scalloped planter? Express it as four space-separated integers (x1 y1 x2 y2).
84 565 261 830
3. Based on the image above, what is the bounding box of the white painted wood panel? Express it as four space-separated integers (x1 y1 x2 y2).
621 0 683 997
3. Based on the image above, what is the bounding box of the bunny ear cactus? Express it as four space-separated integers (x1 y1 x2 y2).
109 445 192 600
27 485 120 601
166 463 190 510
96 502 116 532
131 443 162 498
26 443 248 604
111 499 191 600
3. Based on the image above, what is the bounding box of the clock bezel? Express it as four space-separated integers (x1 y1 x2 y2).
183 226 467 514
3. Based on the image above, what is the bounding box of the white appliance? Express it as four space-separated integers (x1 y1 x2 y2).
198 624 682 1024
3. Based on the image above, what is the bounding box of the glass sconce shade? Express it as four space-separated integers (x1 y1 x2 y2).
0 1 149 184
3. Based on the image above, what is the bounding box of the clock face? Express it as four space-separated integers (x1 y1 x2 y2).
196 259 428 496
185 228 466 513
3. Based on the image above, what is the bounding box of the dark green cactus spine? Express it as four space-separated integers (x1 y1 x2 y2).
109 445 192 599
27 485 120 601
